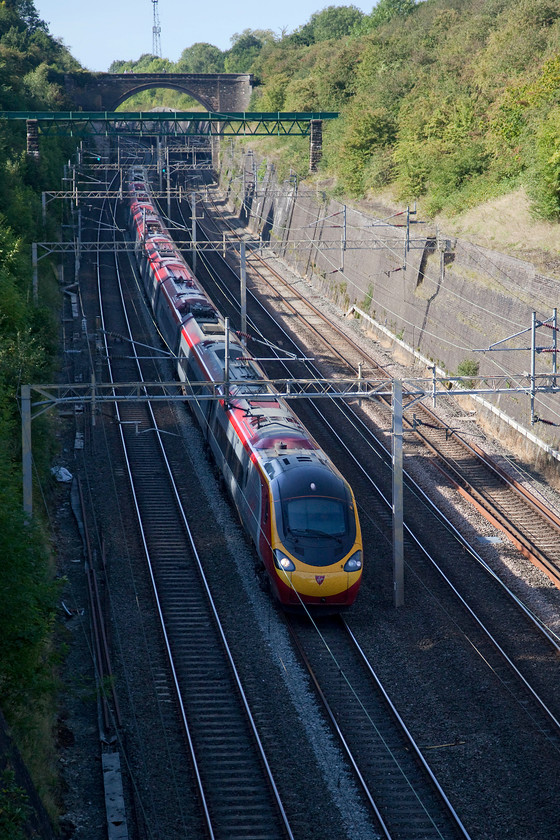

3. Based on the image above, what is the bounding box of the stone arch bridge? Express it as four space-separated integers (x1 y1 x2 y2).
63 72 253 112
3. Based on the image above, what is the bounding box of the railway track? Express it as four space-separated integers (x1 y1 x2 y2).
407 412 560 584
198 184 560 591
287 614 470 840
93 186 293 840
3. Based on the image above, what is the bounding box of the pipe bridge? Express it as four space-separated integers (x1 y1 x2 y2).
63 72 253 112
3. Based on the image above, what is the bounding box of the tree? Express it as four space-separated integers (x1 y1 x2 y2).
296 5 364 44
177 42 225 73
225 29 274 73
4 0 46 33
356 0 417 34
230 28 275 47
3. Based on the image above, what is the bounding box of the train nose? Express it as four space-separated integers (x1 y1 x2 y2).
292 570 348 597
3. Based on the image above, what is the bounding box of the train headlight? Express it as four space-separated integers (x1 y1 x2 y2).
273 550 295 572
344 551 362 572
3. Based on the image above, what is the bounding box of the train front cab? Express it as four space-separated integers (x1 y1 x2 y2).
264 457 362 609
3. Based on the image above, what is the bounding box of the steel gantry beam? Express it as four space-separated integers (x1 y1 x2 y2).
0 111 339 137
21 374 560 519
22 374 560 417
33 238 423 255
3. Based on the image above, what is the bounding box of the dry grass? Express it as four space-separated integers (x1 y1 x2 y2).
435 188 560 276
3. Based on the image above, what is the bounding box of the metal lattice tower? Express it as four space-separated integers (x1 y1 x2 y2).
152 0 162 58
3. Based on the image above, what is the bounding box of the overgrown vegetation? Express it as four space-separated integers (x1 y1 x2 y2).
0 0 78 820
0 769 30 840
251 0 560 217
113 0 560 220
457 358 480 387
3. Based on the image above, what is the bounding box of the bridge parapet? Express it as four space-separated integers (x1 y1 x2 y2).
63 72 254 112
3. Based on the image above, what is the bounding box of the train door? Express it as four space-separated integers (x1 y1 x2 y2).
242 459 261 544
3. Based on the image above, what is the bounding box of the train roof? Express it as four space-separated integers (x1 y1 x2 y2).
147 238 178 258
128 170 324 470
186 324 322 459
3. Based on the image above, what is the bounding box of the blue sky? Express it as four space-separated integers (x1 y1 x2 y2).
34 0 376 72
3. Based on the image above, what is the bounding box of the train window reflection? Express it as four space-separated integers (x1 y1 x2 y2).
285 498 345 537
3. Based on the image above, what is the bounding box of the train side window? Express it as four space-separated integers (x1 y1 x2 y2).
263 486 269 523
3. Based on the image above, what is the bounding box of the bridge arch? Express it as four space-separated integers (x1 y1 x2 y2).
111 80 214 111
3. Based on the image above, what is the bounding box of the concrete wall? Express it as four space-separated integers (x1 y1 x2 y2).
219 146 560 465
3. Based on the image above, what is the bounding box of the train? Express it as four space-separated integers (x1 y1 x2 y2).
125 165 363 609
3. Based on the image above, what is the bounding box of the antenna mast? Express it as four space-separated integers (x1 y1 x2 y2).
152 0 162 57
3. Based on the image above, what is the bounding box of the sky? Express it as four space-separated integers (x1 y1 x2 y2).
33 0 376 72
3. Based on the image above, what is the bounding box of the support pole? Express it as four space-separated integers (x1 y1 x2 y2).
530 311 536 425
340 204 346 272
191 192 197 275
405 205 410 270
392 379 404 607
357 362 363 408
166 142 170 217
553 308 558 388
74 210 81 283
309 119 323 173
32 243 38 304
91 370 96 428
21 385 32 517
224 317 230 401
240 241 247 345
72 164 77 207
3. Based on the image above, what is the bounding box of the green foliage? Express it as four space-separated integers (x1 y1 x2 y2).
118 87 198 112
3 0 46 34
527 107 560 219
0 216 61 768
0 4 72 812
292 5 364 45
457 358 480 388
258 74 290 111
177 42 225 73
222 0 560 216
457 359 480 376
356 0 417 35
0 474 58 713
325 103 397 193
0 770 29 840
224 29 275 72
109 53 174 74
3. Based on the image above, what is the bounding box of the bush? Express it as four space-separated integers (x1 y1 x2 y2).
0 770 29 840
527 107 560 220
457 358 480 388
